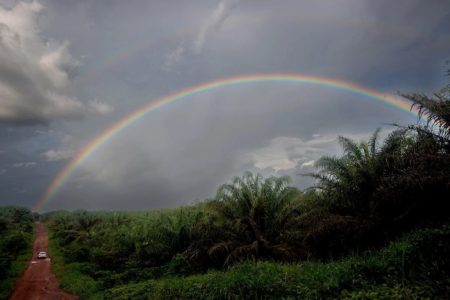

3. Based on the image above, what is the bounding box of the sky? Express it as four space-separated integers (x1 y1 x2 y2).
0 0 449 211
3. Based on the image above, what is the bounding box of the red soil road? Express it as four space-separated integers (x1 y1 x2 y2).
9 222 77 300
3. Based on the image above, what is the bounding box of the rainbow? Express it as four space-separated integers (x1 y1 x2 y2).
33 74 419 211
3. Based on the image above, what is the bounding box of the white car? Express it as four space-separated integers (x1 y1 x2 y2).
37 251 47 259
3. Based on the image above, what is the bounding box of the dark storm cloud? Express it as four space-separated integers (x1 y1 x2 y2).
0 1 83 124
0 125 62 207
0 0 448 210
0 1 113 125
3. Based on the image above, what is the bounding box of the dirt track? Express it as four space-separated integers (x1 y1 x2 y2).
9 222 77 300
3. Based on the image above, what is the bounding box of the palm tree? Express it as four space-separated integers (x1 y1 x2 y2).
131 208 202 267
309 121 449 223
153 209 197 256
309 129 385 215
192 172 301 265
404 86 450 140
375 83 450 223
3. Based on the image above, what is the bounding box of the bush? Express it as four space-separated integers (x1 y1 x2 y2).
0 207 34 300
101 225 450 300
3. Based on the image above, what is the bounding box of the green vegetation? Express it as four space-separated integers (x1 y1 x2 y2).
0 206 34 300
47 227 101 299
101 224 450 299
0 80 443 298
39 81 450 299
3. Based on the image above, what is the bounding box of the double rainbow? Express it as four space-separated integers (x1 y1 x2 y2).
33 74 418 211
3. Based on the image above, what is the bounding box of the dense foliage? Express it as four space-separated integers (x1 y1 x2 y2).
32 80 450 298
0 206 34 299
101 224 450 299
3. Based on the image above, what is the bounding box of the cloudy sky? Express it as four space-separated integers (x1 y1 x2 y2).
0 0 448 211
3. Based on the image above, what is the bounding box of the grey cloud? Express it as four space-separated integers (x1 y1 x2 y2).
43 148 73 162
13 161 36 168
1 0 448 210
163 43 185 71
164 0 242 70
46 85 404 210
243 129 394 174
300 160 315 169
87 99 114 115
0 1 112 125
193 0 241 53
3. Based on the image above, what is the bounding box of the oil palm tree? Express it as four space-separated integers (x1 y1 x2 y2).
309 129 384 215
199 172 301 265
404 86 450 141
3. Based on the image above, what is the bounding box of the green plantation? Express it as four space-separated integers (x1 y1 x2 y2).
0 207 34 299
99 225 450 299
4 84 450 299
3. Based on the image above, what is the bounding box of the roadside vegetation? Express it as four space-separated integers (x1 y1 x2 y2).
0 79 444 298
0 206 34 300
101 225 450 299
39 81 450 299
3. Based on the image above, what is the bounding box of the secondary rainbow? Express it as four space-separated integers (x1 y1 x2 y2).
33 74 419 211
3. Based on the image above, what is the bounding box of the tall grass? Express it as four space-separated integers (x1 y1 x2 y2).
101 225 450 300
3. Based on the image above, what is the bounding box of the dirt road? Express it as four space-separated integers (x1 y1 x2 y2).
9 222 77 300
